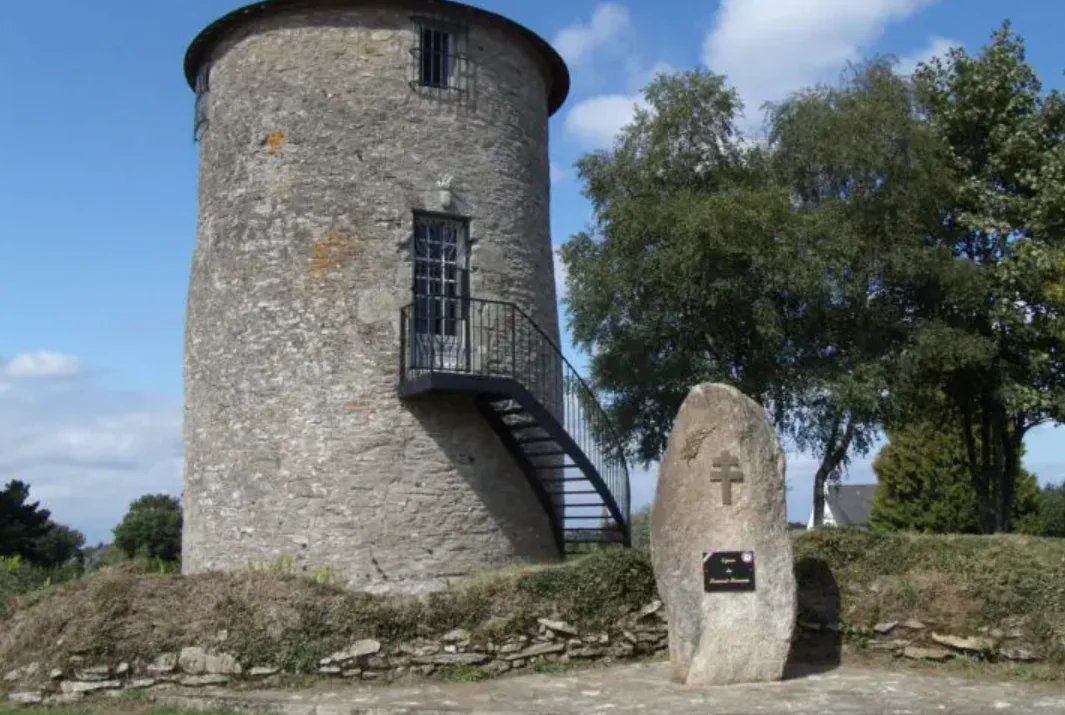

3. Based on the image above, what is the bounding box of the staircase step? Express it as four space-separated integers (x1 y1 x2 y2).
540 477 587 483
494 406 526 416
561 503 603 508
516 436 556 444
504 417 541 428
564 515 611 520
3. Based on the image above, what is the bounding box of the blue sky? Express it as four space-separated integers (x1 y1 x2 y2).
0 0 1062 544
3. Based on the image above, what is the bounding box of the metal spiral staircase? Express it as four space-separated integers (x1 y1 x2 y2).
398 296 631 556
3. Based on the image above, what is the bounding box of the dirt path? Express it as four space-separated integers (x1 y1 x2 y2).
148 661 1065 715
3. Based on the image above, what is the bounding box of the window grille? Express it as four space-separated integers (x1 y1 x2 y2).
409 17 469 104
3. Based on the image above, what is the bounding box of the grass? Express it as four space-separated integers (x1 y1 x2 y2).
1 530 1063 690
0 548 656 687
438 663 488 682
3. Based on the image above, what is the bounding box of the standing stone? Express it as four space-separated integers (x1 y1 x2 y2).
651 383 796 686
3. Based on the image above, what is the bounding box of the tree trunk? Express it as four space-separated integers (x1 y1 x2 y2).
810 418 856 528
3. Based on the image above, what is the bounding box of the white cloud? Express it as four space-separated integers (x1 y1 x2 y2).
702 0 943 127
553 3 632 66
0 358 181 544
896 35 958 75
1 351 82 379
564 93 649 150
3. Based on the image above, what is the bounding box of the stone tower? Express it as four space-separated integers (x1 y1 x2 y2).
181 0 587 594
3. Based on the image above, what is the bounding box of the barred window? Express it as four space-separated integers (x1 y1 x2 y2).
420 27 451 88
410 18 469 102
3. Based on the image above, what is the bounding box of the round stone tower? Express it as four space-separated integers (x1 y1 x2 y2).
181 0 570 594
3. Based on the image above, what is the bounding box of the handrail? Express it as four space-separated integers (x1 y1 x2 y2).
460 297 631 462
399 296 631 534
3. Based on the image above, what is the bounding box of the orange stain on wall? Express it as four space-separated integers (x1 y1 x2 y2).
266 131 287 155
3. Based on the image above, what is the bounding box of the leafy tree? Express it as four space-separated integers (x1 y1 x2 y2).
112 494 183 563
894 23 1065 532
871 423 1038 533
30 522 85 569
561 24 1064 536
0 480 53 562
0 480 86 568
560 69 899 523
766 59 953 524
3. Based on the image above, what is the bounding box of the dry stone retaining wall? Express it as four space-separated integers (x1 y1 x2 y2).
3 603 670 706
4 600 1053 707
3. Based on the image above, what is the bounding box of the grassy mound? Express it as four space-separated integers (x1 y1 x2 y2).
1 530 1063 682
0 549 655 677
795 528 1065 657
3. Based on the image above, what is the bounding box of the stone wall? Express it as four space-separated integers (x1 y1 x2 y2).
183 2 565 593
4 601 1052 706
3 601 670 706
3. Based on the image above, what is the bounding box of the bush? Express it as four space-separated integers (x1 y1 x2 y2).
112 494 182 564
1019 482 1065 537
870 423 1038 533
629 505 650 548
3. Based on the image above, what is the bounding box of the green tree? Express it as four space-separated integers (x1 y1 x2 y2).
871 423 1038 533
894 23 1065 532
0 480 85 569
0 480 53 562
30 522 85 569
112 494 183 563
560 69 902 523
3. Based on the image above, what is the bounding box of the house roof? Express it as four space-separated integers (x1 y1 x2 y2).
183 0 571 116
826 484 876 526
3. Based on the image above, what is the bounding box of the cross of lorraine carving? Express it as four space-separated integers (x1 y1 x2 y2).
710 450 744 506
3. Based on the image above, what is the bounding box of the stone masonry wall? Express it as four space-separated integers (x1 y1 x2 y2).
182 2 564 594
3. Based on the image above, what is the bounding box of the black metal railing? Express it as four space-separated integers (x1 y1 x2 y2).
399 297 631 533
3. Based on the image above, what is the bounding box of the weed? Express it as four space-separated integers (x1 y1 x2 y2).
438 663 486 682
531 659 568 674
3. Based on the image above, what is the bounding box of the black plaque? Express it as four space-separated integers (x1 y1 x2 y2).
702 551 755 592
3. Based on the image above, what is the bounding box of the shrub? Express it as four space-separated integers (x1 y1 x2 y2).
113 494 182 564
870 423 1038 533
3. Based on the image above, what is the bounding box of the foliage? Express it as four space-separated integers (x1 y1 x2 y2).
629 504 650 548
31 523 85 570
562 23 1064 533
1018 482 1065 537
0 480 53 563
870 422 1039 533
559 68 894 527
892 22 1065 531
0 480 86 570
112 494 183 564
